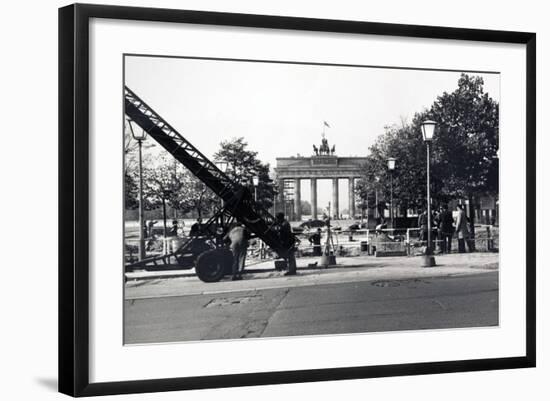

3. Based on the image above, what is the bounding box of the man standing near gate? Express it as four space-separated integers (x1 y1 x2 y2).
275 212 297 276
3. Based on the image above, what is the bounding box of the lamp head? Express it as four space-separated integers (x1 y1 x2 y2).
421 120 437 142
127 119 147 141
215 160 228 173
387 157 396 171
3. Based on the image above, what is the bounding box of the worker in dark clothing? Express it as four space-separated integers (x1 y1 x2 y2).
146 220 157 238
189 218 202 237
309 228 322 256
168 220 178 237
224 224 250 281
275 212 297 276
455 204 470 253
438 204 454 253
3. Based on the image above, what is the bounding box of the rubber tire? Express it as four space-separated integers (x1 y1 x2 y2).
196 248 233 283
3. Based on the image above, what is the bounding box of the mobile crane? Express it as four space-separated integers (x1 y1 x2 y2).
125 87 293 282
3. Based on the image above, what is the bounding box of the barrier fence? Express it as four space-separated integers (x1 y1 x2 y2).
125 225 499 263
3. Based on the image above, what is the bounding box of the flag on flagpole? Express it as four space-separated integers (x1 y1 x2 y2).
323 121 330 128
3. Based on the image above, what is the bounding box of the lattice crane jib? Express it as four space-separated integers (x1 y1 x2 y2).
124 86 285 261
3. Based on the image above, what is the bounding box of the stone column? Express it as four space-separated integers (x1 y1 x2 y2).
332 178 339 219
348 177 355 219
294 178 301 221
310 178 317 220
278 179 285 216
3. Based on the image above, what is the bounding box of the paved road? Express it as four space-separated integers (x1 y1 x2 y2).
124 271 498 344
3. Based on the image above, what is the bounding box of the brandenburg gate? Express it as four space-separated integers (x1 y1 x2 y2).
274 135 367 220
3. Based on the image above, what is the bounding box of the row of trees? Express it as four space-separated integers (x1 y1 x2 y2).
125 153 219 219
125 134 277 231
356 74 499 229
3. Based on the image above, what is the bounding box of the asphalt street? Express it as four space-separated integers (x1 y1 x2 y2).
124 270 498 344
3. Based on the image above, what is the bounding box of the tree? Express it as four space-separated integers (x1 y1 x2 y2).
181 175 219 220
124 120 157 211
355 121 428 221
141 154 184 235
356 73 499 235
141 153 221 229
213 137 276 210
428 74 499 198
427 74 499 237
125 172 139 210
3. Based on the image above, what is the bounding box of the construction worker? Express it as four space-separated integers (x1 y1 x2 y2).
309 228 322 256
189 218 202 237
275 212 297 276
224 224 250 281
168 220 179 237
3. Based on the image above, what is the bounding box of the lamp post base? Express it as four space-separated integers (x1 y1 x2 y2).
421 254 436 267
319 254 337 267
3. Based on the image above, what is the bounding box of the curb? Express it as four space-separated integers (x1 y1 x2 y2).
125 254 499 282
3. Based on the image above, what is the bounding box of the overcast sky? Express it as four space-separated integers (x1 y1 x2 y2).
125 55 499 213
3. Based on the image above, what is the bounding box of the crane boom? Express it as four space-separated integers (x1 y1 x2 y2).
124 86 288 258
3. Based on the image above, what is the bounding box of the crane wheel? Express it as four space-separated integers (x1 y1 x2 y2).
196 248 233 283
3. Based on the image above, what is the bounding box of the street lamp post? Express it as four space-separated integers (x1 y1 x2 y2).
128 119 148 261
215 161 228 208
374 175 380 222
252 175 259 202
387 158 396 228
421 120 437 267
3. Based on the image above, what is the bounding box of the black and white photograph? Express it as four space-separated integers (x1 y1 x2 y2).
123 55 500 344
0 0 544 398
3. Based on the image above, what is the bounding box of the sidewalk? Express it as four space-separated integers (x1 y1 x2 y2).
125 252 499 299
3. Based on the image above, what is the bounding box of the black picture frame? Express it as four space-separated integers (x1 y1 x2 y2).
59 3 536 397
